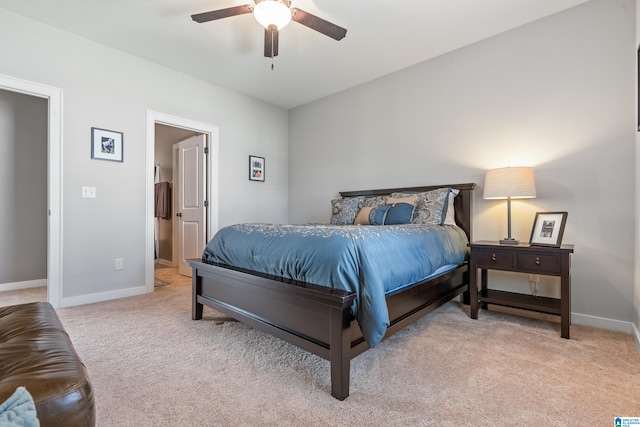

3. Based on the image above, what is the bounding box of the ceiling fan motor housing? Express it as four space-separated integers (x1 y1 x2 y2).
253 0 292 30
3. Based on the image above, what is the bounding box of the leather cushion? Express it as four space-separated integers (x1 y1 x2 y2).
0 302 95 427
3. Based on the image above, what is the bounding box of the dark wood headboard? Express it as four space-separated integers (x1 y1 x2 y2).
339 183 476 241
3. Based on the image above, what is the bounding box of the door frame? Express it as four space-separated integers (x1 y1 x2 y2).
146 111 219 292
0 74 63 308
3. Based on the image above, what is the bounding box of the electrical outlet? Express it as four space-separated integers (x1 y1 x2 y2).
82 186 96 198
115 258 124 270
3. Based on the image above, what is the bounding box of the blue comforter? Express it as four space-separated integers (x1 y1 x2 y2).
202 223 469 347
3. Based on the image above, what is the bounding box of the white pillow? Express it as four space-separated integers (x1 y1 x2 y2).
444 188 460 225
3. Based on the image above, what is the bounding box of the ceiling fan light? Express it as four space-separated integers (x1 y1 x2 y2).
254 0 291 30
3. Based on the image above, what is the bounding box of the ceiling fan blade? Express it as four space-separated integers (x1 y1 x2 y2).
191 5 253 23
291 8 347 41
264 27 279 58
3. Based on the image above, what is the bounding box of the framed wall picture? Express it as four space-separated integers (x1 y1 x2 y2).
249 155 265 182
91 127 123 162
529 212 568 247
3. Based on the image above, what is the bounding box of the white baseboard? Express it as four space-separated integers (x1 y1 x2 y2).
0 279 47 292
60 285 150 308
157 259 175 267
572 311 638 337
631 322 640 354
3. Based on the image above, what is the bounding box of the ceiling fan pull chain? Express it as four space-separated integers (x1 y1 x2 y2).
271 28 275 70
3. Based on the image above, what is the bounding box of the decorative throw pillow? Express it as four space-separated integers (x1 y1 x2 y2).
414 188 450 225
354 207 372 225
391 188 450 225
368 205 391 225
386 195 419 206
384 202 415 225
362 195 388 208
443 188 460 225
330 196 365 225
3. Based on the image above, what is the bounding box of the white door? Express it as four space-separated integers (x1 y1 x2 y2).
174 134 207 276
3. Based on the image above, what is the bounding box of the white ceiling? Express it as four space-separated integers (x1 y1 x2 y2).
0 0 590 109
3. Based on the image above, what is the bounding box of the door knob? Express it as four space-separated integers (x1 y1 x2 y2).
177 212 182 218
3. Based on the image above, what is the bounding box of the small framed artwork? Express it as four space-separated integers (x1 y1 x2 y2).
91 127 123 162
249 155 265 182
529 212 568 247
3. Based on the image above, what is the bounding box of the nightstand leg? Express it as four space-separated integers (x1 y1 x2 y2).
480 269 488 310
560 254 571 339
470 257 478 319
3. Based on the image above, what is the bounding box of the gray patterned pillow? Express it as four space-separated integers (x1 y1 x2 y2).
330 196 365 225
362 195 388 208
390 188 450 225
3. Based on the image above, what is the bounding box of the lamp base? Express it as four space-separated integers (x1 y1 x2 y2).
499 238 519 245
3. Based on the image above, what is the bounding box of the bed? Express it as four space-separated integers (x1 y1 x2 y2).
189 183 475 400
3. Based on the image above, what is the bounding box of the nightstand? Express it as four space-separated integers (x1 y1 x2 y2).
468 241 574 338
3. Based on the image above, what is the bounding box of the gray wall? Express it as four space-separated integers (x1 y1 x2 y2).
289 0 636 324
0 9 288 301
0 89 47 283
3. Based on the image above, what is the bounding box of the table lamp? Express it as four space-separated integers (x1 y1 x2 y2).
483 167 536 244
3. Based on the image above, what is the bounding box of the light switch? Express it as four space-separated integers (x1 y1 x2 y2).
82 186 96 198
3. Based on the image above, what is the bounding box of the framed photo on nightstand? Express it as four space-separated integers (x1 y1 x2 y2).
529 212 568 247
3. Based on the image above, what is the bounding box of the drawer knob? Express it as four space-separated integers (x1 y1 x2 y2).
535 257 541 265
491 254 496 261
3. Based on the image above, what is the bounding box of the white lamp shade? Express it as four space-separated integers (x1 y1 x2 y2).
483 167 536 200
254 0 292 30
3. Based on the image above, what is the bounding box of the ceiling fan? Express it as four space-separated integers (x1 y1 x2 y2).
191 0 347 59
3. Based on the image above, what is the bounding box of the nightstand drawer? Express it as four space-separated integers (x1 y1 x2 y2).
516 254 561 274
475 251 513 269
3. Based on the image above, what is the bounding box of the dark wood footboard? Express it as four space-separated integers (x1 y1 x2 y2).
190 260 357 400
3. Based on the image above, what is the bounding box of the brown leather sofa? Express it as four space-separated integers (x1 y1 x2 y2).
0 302 95 426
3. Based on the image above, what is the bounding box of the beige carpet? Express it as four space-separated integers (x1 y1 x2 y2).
3 280 640 426
0 286 47 307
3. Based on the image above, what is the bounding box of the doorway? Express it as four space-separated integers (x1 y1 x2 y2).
0 74 62 308
154 124 201 269
146 111 219 291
